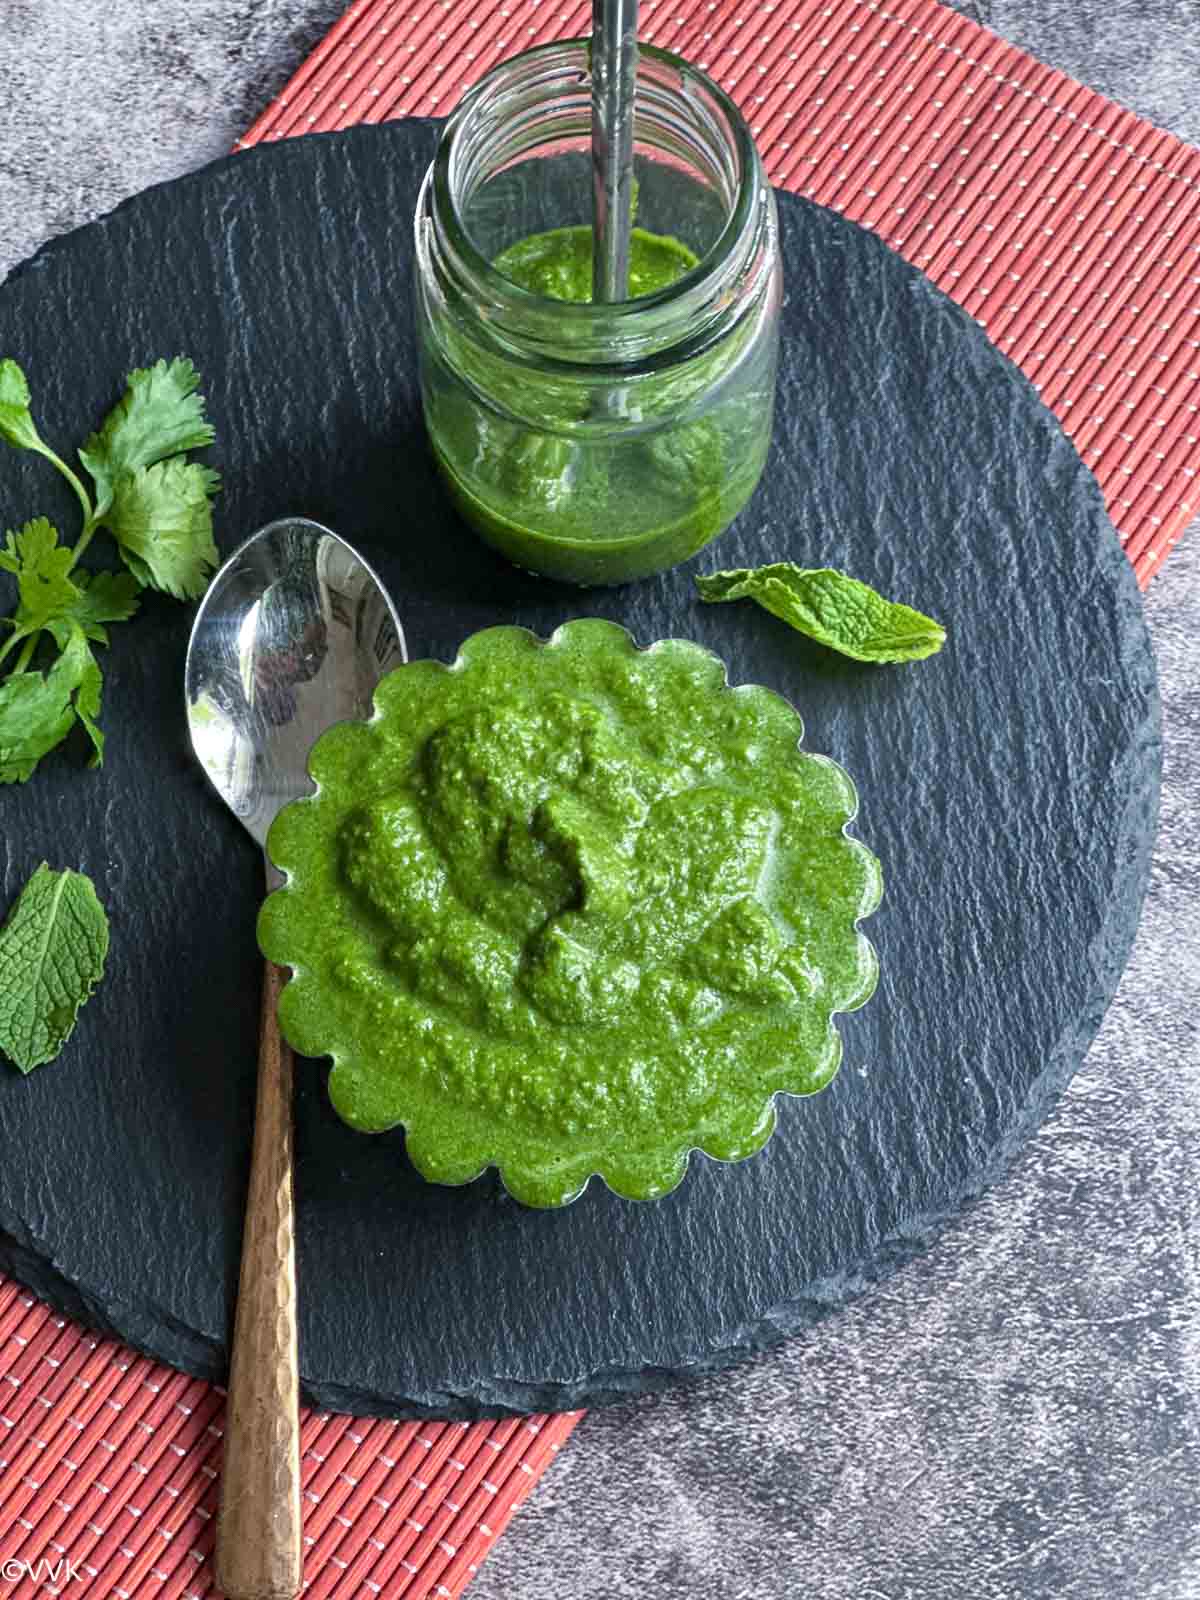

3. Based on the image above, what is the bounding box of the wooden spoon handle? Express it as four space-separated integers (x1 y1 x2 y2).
215 959 302 1600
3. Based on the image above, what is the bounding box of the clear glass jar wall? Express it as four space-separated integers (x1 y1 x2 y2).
413 40 781 586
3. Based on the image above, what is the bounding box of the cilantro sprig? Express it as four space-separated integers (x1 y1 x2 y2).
0 357 219 782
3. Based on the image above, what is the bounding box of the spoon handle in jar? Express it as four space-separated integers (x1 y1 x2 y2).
591 0 639 302
215 959 302 1600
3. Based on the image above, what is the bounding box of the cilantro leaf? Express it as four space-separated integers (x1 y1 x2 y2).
0 519 81 643
0 673 76 782
696 564 947 663
0 524 139 661
0 864 109 1073
79 357 216 518
61 570 142 643
103 458 220 599
0 359 43 452
1 359 98 524
0 625 104 782
73 642 105 767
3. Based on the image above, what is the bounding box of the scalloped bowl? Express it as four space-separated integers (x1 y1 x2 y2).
258 620 882 1207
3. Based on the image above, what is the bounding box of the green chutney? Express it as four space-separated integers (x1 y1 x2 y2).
420 225 774 586
493 224 699 302
259 621 882 1208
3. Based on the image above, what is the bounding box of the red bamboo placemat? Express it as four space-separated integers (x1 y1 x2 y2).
3 2 1195 1597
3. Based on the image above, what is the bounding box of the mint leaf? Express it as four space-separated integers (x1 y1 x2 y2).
0 864 109 1073
0 625 103 782
696 564 946 663
0 359 42 452
79 357 216 518
104 458 220 599
0 519 81 643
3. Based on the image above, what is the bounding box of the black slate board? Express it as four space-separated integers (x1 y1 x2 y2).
0 120 1160 1418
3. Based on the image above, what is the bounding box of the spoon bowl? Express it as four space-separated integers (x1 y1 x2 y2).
186 516 406 870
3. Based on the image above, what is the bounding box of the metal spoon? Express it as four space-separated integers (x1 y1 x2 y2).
185 517 405 1600
591 0 640 302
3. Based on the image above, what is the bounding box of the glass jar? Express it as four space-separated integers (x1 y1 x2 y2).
413 40 781 586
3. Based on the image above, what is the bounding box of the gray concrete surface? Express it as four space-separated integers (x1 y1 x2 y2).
1 3 1197 1598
